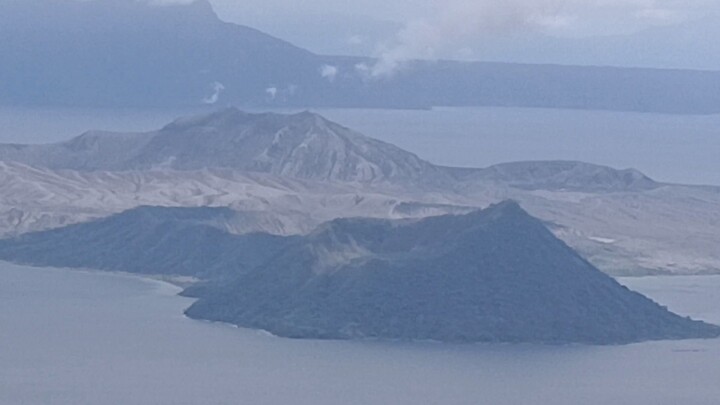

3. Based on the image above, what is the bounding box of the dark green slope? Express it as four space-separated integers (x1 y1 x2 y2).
184 202 720 344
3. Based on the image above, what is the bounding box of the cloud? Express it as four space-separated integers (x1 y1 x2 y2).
265 85 298 102
347 35 364 45
265 87 278 100
368 0 565 77
354 63 372 80
320 64 339 82
142 0 198 5
367 0 700 78
202 81 225 104
634 7 684 24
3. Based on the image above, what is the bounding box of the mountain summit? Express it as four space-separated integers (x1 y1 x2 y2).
130 108 441 183
184 201 719 344
0 108 444 184
0 108 657 191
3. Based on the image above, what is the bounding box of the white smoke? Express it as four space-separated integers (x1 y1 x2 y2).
265 85 298 102
347 35 364 45
369 0 691 78
320 65 339 82
265 87 278 100
142 0 198 5
202 81 225 104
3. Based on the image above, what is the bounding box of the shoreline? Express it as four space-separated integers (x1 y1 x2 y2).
3 261 720 345
0 261 197 296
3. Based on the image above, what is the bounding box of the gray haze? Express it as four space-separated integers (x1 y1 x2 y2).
6 1 720 111
207 0 720 70
2 262 720 405
50 0 720 70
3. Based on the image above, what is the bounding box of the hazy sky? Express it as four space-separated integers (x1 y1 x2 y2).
208 0 713 32
58 0 720 70
202 0 720 70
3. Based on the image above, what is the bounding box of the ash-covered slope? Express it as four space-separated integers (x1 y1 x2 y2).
0 131 153 171
2 108 715 275
0 109 444 184
127 109 443 183
2 158 717 276
454 160 660 192
184 201 720 344
0 108 658 192
0 206 293 278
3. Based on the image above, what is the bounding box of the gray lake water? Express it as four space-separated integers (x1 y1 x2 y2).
1 106 719 186
1 261 719 405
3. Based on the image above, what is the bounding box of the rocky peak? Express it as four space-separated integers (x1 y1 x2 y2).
134 109 442 184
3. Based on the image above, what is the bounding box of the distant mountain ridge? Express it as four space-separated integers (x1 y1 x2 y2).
0 0 320 108
2 0 720 113
0 108 657 192
0 108 444 184
2 202 716 344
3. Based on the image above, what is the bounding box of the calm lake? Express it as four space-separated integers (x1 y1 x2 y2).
1 262 719 405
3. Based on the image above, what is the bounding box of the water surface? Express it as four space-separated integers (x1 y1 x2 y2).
1 262 719 405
